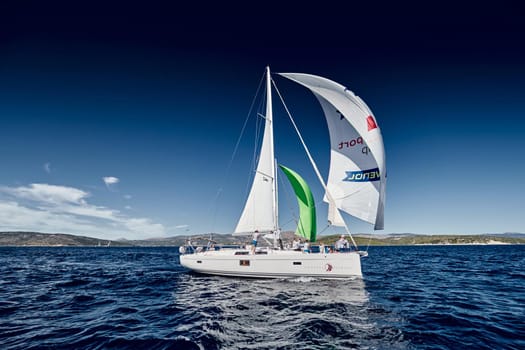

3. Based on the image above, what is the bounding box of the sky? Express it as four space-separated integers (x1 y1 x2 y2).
0 2 524 239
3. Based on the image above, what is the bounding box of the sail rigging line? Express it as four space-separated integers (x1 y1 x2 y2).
228 70 266 177
208 187 223 231
365 233 373 252
273 158 279 248
281 217 298 229
244 110 264 203
272 78 359 250
318 223 331 235
209 70 266 232
252 86 267 170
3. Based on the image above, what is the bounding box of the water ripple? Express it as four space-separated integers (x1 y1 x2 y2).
0 245 523 349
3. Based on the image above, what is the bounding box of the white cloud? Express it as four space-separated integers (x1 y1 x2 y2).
124 218 165 236
175 224 189 229
125 205 132 210
0 201 106 236
44 162 51 174
1 183 89 205
103 176 119 188
0 183 166 240
123 194 132 199
55 203 118 220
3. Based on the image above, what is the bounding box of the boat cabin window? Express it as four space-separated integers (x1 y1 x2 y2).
234 251 249 255
197 260 202 264
239 260 250 266
293 262 302 265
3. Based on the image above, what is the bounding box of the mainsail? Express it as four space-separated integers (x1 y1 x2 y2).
234 67 277 234
279 73 386 230
279 164 317 242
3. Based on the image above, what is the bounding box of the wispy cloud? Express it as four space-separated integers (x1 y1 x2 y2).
175 224 189 229
2 183 88 205
43 162 51 174
123 194 132 200
102 176 119 189
0 183 165 240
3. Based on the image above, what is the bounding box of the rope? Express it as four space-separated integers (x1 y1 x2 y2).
228 71 265 174
365 233 373 252
318 224 331 235
210 70 266 231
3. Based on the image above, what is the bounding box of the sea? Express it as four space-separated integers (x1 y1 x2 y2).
1 245 524 350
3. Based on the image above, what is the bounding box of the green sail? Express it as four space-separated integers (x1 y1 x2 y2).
279 164 317 242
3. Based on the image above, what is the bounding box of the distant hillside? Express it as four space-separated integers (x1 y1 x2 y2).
1 231 523 247
128 231 299 246
0 231 272 247
317 233 525 246
487 232 525 239
0 232 131 247
129 233 243 247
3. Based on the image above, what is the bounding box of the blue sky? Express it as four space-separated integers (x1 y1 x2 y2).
0 3 524 239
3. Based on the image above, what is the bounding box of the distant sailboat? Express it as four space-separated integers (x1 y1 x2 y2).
180 67 386 278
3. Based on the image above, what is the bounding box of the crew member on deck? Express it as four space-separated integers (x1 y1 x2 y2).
335 234 349 251
303 240 311 253
251 231 260 253
276 228 284 250
292 237 301 251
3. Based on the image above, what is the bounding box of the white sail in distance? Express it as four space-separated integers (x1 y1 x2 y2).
279 73 386 230
234 67 277 234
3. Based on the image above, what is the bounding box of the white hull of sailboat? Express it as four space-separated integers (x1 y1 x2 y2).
179 249 362 278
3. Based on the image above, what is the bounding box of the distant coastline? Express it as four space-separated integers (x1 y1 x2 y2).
414 241 511 246
1 231 524 247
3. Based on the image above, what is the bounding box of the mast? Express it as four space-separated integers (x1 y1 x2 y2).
266 67 278 236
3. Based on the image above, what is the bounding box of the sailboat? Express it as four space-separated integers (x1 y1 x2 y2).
179 67 385 278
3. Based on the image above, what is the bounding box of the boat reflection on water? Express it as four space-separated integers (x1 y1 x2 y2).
171 274 404 349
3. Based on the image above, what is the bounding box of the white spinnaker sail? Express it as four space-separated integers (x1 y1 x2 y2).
279 73 386 230
234 68 276 234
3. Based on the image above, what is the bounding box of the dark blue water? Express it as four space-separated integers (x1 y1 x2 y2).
1 246 524 349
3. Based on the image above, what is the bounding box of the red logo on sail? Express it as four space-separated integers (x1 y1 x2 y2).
367 116 378 131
